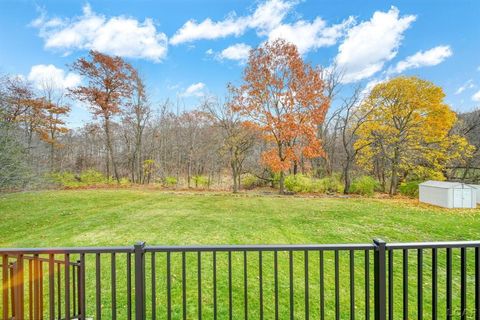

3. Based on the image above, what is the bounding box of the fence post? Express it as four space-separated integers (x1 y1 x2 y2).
373 239 386 320
134 242 146 320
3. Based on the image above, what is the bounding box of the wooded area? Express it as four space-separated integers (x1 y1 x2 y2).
1 40 479 194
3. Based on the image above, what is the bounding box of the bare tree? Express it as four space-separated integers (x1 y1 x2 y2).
122 72 151 183
203 96 256 192
334 87 374 193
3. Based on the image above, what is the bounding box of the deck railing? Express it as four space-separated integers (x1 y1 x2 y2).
1 239 479 319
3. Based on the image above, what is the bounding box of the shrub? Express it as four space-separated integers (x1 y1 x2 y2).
284 174 343 194
284 174 312 193
310 179 327 193
350 176 380 196
49 172 81 188
318 176 343 194
164 176 178 187
119 177 131 187
79 169 108 185
192 175 209 188
241 174 258 190
399 181 420 198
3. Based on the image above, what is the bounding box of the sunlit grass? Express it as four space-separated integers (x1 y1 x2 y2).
0 189 479 319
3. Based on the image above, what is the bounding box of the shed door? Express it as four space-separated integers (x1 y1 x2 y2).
453 188 471 208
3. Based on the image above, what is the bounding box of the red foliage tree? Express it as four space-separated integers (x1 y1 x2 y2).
230 39 329 193
69 51 136 182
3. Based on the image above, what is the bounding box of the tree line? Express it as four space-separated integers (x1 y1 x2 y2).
1 39 478 194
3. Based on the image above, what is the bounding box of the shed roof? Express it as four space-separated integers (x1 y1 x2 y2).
419 180 473 189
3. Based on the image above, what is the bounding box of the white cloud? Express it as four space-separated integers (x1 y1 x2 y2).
455 79 475 95
248 0 295 35
170 0 294 45
32 4 168 62
170 15 250 45
335 6 416 83
392 45 452 73
267 17 354 54
172 0 354 59
218 43 252 62
27 64 81 90
181 82 206 97
473 90 480 102
361 77 390 97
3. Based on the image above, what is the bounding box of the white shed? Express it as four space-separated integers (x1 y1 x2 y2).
470 185 480 204
419 181 477 208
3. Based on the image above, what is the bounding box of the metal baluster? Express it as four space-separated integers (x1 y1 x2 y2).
274 251 278 320
127 253 132 320
151 252 156 320
446 248 452 320
289 251 294 320
320 251 325 320
167 252 171 320
95 253 101 320
403 250 408 320
417 249 423 320
228 251 232 320
350 250 355 320
197 251 202 320
365 250 370 320
388 250 393 320
476 247 480 320
259 251 263 320
111 252 117 320
244 251 248 320
335 250 340 320
305 250 309 320
182 252 187 320
213 251 217 320
461 248 467 320
432 249 437 320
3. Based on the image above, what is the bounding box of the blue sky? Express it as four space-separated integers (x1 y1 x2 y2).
1 0 479 127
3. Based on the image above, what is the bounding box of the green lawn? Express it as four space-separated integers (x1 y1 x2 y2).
1 189 479 247
1 189 479 319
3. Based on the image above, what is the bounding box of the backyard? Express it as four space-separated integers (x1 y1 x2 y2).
1 189 480 247
1 190 480 319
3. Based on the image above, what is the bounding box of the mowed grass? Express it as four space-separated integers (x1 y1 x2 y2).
1 189 480 319
1 189 480 247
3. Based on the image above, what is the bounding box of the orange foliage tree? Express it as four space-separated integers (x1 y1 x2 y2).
69 51 136 183
230 39 329 193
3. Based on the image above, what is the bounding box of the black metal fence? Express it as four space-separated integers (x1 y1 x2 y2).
0 239 479 319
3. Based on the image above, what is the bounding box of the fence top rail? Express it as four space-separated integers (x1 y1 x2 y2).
1 240 480 254
145 243 375 252
0 246 133 255
386 240 480 250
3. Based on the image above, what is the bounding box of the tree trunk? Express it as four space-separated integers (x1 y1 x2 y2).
50 144 55 171
231 161 238 193
390 165 398 195
389 149 400 195
343 159 352 194
104 118 120 183
279 171 285 194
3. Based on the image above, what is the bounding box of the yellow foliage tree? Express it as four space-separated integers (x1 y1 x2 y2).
355 76 473 195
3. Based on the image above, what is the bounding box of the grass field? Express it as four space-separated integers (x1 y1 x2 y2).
1 189 479 247
1 189 480 319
